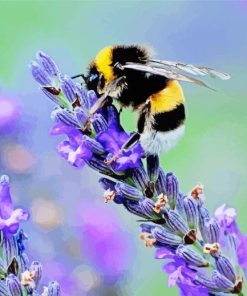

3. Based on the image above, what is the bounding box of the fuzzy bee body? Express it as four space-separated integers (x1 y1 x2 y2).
82 45 229 156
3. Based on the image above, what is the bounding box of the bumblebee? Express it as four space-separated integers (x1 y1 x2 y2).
74 45 230 156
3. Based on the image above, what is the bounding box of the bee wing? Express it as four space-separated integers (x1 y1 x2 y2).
123 63 216 90
149 59 231 80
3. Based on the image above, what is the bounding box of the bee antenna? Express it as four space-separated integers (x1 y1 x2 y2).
71 74 87 82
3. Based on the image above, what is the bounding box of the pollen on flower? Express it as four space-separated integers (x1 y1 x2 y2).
203 242 220 254
21 270 35 287
103 189 116 203
153 193 168 213
190 183 204 200
140 232 156 247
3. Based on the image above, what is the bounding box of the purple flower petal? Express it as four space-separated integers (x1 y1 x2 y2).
155 247 175 259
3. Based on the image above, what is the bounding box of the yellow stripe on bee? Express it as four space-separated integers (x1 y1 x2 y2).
95 46 115 82
150 80 185 113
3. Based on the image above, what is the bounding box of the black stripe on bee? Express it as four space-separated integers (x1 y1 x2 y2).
138 104 185 133
152 104 185 132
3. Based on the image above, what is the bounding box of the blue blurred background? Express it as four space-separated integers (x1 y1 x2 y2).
0 1 247 295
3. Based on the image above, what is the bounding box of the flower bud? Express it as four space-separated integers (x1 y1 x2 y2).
194 273 219 290
41 88 61 105
51 108 78 127
29 261 42 289
176 245 209 267
29 61 51 85
47 281 61 296
152 226 183 247
92 114 108 133
215 255 236 284
36 51 59 76
147 155 159 182
61 75 78 104
211 270 234 291
115 182 143 201
0 280 10 296
82 135 105 155
139 198 158 218
131 166 149 193
98 178 116 191
6 274 23 296
183 196 199 230
74 107 88 128
85 156 111 175
88 90 98 108
2 237 18 268
123 199 148 219
76 84 90 110
19 253 29 272
165 173 179 209
155 168 166 195
162 208 189 236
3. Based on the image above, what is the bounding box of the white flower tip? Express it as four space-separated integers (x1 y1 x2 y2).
0 174 10 185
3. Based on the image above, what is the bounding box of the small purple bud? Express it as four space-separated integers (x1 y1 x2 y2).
98 178 116 191
147 155 159 182
47 281 61 296
123 199 148 219
0 280 10 296
140 223 154 233
19 253 29 272
107 105 120 128
211 270 234 291
51 108 78 127
131 166 149 193
74 107 88 128
215 255 236 284
115 182 143 201
206 218 220 244
165 173 179 209
162 209 189 236
76 84 89 110
139 197 158 218
194 273 219 290
176 245 209 267
183 196 199 230
61 75 78 103
29 61 51 85
155 168 166 195
41 88 60 105
29 261 42 289
87 90 98 108
82 135 105 155
36 51 59 76
200 213 220 244
2 237 18 267
152 226 183 247
198 206 211 241
92 114 108 133
6 274 23 296
85 155 113 176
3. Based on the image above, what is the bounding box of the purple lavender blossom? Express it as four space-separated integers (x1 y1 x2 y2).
31 51 247 295
0 175 29 238
29 51 143 172
0 174 61 296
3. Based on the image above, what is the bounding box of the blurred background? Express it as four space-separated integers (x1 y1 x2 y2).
0 1 247 295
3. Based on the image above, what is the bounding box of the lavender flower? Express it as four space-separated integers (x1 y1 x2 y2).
31 51 247 295
0 175 29 238
0 175 61 296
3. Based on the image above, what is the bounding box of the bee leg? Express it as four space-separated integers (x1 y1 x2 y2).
122 132 141 152
105 132 141 165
